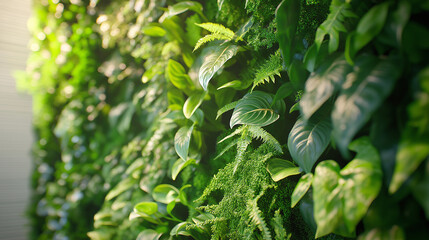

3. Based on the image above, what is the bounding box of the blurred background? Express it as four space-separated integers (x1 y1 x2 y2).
0 0 32 239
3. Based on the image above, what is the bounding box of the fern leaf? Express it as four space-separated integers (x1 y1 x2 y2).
247 125 283 154
315 0 357 53
252 53 283 91
216 100 239 119
247 199 272 240
271 209 290 240
193 33 232 51
218 126 243 143
233 134 252 174
214 137 239 160
195 22 235 39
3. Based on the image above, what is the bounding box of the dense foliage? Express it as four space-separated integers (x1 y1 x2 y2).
18 0 429 239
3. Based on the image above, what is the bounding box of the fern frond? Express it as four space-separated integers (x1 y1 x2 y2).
193 33 232 51
218 126 243 143
216 100 239 120
196 23 235 38
233 133 252 174
247 199 272 240
251 53 283 91
271 209 290 240
214 137 239 160
247 125 283 154
315 0 357 53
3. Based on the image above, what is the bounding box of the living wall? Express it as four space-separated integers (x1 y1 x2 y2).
18 0 429 239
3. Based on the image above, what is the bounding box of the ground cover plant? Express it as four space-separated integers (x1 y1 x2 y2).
18 0 429 239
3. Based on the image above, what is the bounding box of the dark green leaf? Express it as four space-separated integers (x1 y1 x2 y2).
273 82 294 103
230 91 279 128
174 125 194 161
357 226 405 240
291 173 313 208
199 44 239 91
288 116 332 173
266 158 301 182
313 137 382 238
288 59 308 91
276 0 300 68
332 55 401 157
345 2 389 64
412 160 429 219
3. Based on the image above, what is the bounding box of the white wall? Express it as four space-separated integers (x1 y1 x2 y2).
0 0 32 239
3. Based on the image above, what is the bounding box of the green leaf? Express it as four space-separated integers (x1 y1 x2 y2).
230 91 279 128
142 25 167 37
412 160 429 219
171 222 192 237
152 184 179 204
291 173 313 208
183 91 206 119
105 178 135 201
161 1 204 21
217 80 242 90
288 59 308 91
357 226 405 240
332 55 401 157
273 82 294 103
289 102 300 113
313 137 382 238
216 100 239 119
134 202 158 215
193 33 232 51
345 2 389 64
199 44 239 91
137 229 161 240
174 125 194 161
218 0 225 11
190 108 204 126
195 23 235 38
167 59 193 90
267 158 301 182
288 116 332 173
276 0 300 68
172 158 196 180
315 0 356 53
389 130 429 193
303 41 329 72
300 55 352 120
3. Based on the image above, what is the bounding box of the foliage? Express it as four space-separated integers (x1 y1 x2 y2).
19 0 429 239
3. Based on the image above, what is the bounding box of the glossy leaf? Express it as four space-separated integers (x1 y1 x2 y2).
152 184 179 204
345 2 389 64
183 91 206 119
172 158 196 180
276 0 300 68
266 158 301 182
171 222 192 237
300 55 351 120
230 91 279 128
291 173 313 208
142 25 167 37
134 202 158 215
174 125 194 161
167 59 193 90
217 80 242 90
161 1 204 21
332 55 401 157
313 137 382 238
137 229 161 240
199 44 239 91
288 116 332 173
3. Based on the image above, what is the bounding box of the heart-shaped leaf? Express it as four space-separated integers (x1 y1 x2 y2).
199 44 239 91
332 55 402 157
291 173 313 208
288 116 332 173
313 137 382 238
174 125 194 161
152 184 179 204
266 158 301 182
300 55 352 120
230 91 279 128
172 158 196 180
134 202 158 216
183 91 206 119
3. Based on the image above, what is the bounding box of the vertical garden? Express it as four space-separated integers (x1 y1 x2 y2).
18 0 429 239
